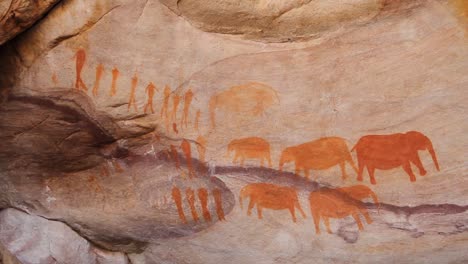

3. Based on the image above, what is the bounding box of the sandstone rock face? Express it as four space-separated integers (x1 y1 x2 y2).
0 208 129 264
0 0 467 262
0 0 61 45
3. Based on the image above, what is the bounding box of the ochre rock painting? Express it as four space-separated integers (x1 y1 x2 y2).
181 89 194 129
128 73 138 112
144 82 158 114
92 63 104 97
171 93 181 122
239 183 306 222
172 187 188 224
161 85 171 131
110 67 119 96
194 109 201 132
186 188 200 222
352 131 440 184
227 137 272 167
198 188 212 222
309 188 373 234
337 185 379 211
213 189 226 221
196 135 207 164
171 186 226 224
279 137 357 180
74 49 88 91
209 82 279 129
181 139 194 177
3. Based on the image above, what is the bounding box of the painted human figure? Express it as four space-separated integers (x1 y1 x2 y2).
110 67 119 96
92 63 104 97
74 49 88 91
128 73 138 111
144 82 158 114
181 89 194 129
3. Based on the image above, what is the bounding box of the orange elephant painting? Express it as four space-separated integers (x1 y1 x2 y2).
279 137 357 180
239 183 306 222
227 137 272 167
337 185 379 210
352 131 440 184
209 82 279 129
309 188 372 234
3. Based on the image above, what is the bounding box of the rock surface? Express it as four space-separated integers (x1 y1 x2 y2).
0 208 129 264
0 0 467 263
0 0 61 45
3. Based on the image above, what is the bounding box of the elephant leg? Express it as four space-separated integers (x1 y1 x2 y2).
324 217 332 234
288 206 297 223
411 153 427 176
295 165 300 176
260 157 264 167
312 210 321 235
257 206 263 220
366 166 377 185
240 156 245 167
352 213 364 231
402 161 417 182
348 157 359 175
304 169 310 180
233 152 239 164
339 161 347 180
357 159 365 182
247 199 255 216
267 154 272 168
360 207 373 224
296 201 307 219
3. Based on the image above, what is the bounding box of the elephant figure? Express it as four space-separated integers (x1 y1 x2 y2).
309 188 372 234
227 137 272 167
279 137 358 180
209 82 279 129
351 131 440 184
337 185 379 212
239 183 306 222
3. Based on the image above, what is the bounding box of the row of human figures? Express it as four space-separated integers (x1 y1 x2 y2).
71 49 286 134
226 131 440 185
71 49 201 134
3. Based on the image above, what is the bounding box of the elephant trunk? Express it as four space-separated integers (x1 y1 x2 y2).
427 141 440 171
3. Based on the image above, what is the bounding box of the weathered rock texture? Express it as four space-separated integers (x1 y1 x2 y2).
0 0 60 45
0 0 467 263
0 208 129 264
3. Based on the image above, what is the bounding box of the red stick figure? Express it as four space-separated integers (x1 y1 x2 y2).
196 135 206 164
181 89 194 129
172 187 187 224
181 139 194 178
144 82 158 114
92 63 104 97
186 188 199 222
198 188 212 222
161 85 171 132
110 67 119 96
213 189 225 221
128 73 138 112
74 49 88 91
194 109 201 132
171 93 180 122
